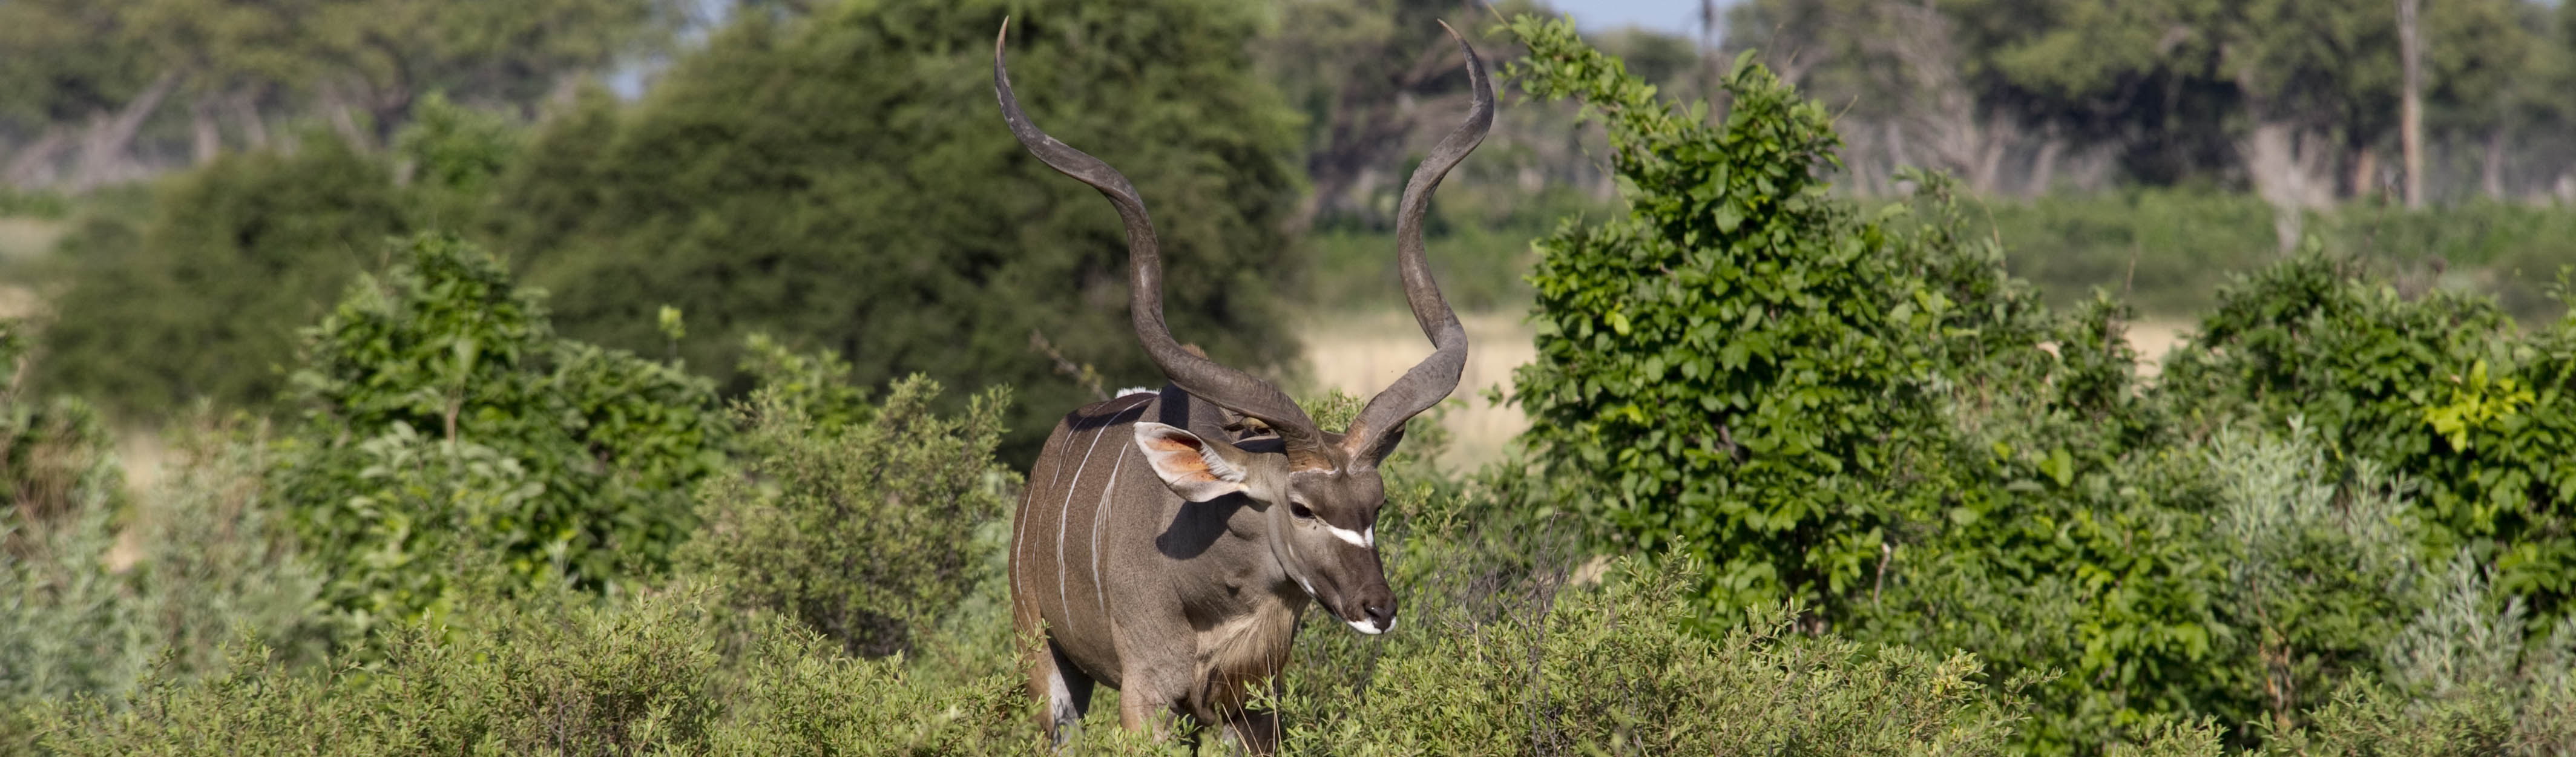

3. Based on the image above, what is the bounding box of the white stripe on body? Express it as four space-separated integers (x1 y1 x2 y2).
1016 411 1082 620
1089 442 1129 617
1057 416 1116 626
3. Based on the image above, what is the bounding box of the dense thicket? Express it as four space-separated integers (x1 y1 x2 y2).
1991 191 2576 318
34 136 404 415
490 0 1305 459
32 98 518 418
17 8 2576 757
1507 14 2576 752
1724 0 2576 202
0 0 682 189
271 233 724 635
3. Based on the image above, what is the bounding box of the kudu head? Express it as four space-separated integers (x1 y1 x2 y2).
996 19 1491 635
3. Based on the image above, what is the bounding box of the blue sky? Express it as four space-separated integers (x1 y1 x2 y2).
1559 0 1724 35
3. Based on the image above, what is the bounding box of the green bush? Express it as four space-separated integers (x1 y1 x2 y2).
0 189 68 220
34 135 407 418
681 369 1014 658
1270 555 2063 756
1301 187 1609 314
1987 190 2576 319
34 97 531 422
33 579 1029 756
489 0 1305 460
2160 254 2576 623
1503 15 2048 615
271 233 725 635
2 325 323 752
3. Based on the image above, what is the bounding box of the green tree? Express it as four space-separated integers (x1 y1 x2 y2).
682 371 1013 658
35 95 524 421
1504 16 2047 614
491 0 1306 460
36 134 407 416
271 234 725 634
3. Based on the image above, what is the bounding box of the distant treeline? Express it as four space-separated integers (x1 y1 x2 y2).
1724 0 2576 205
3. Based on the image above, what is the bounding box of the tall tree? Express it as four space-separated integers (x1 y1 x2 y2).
489 0 1307 460
1257 0 1531 232
2 0 680 188
2398 0 2425 208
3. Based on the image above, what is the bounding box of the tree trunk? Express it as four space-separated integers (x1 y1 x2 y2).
2350 148 2378 201
322 80 371 150
2480 128 2507 199
2026 137 2065 197
70 71 179 191
191 94 223 165
2 128 74 189
2397 0 2425 209
2239 121 2331 251
229 90 269 149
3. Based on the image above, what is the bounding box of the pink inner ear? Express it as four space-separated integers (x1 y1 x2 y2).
1139 433 1204 455
1139 428 1221 483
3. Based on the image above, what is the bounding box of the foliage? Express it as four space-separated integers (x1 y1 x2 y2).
1269 558 2046 756
31 97 545 422
2161 255 2576 624
0 0 682 191
34 134 407 417
489 0 1305 461
681 372 1014 658
1722 0 2570 197
31 579 1030 756
2 325 323 752
1501 16 2576 752
271 233 724 636
393 93 524 230
1301 186 1606 313
1503 15 2048 615
1987 190 2576 318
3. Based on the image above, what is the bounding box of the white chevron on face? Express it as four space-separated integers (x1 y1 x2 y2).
1324 523 1371 548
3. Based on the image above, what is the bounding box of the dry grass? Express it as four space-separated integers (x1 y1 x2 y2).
1298 310 1536 470
1301 312 2201 469
2126 318 2191 379
0 217 64 262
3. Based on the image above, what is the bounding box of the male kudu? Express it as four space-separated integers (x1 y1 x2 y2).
994 18 1492 754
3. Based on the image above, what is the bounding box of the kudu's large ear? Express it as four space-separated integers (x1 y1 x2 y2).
1133 422 1249 502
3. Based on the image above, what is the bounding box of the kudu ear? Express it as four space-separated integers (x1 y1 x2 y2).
1133 422 1250 502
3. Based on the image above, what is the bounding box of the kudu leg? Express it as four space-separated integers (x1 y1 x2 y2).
1025 635 1094 749
1219 707 1281 757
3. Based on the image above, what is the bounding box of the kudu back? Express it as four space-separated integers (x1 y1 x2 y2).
993 18 1493 753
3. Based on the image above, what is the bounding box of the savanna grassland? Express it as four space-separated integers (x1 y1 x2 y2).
8 1 2576 755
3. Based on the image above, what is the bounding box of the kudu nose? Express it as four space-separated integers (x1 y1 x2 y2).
1360 593 1398 628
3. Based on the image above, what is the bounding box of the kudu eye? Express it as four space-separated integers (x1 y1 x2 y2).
1290 502 1316 520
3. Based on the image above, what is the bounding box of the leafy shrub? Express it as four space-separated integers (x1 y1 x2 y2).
1988 190 2576 319
33 100 532 422
2 321 139 736
1270 557 2050 756
116 419 329 681
0 189 68 219
1 455 134 753
33 578 1030 756
2160 254 2576 623
1503 15 2047 615
489 0 1305 460
271 233 725 634
682 370 1014 658
2261 554 2576 755
2 325 322 752
34 134 406 418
